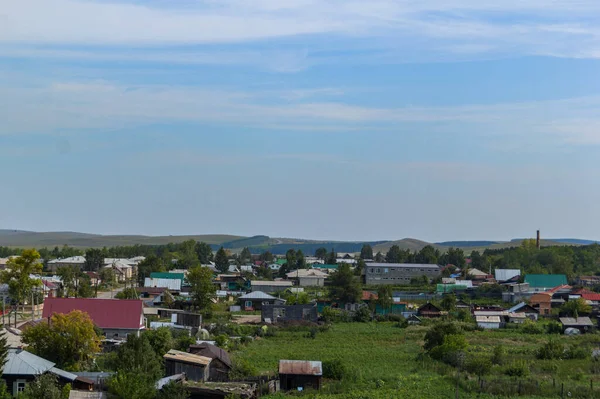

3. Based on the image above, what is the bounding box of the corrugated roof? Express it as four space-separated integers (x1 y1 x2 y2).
144 278 182 291
560 317 594 327
156 374 185 390
164 350 212 366
476 316 501 323
286 269 327 278
50 366 78 381
495 269 521 282
524 274 567 288
3 349 55 375
279 360 322 376
365 263 439 269
150 272 185 281
47 256 86 264
189 343 231 368
251 280 293 287
68 391 107 399
239 291 277 300
42 298 144 330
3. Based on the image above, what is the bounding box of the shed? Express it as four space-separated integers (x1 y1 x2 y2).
279 360 322 392
476 315 502 329
164 350 212 382
188 343 231 382
559 317 595 333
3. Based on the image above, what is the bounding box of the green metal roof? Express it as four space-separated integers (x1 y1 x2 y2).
524 274 567 288
150 272 185 281
275 259 287 265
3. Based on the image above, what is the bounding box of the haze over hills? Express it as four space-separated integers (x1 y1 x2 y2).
0 229 595 255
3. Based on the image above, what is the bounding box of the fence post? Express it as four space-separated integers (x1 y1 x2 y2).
518 381 521 395
561 383 564 399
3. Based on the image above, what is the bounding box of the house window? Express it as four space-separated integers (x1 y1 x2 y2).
369 268 374 273
384 268 388 273
376 268 381 274
245 301 252 308
14 380 26 396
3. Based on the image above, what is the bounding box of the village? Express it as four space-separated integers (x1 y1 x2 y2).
1 235 600 399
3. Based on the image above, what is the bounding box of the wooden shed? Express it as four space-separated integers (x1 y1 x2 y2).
164 350 212 382
279 360 322 392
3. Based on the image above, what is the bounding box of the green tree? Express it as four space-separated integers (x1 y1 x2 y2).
215 247 229 273
325 249 337 265
374 252 385 262
285 249 297 270
416 245 439 264
137 255 167 286
22 310 102 371
162 290 175 308
296 250 306 269
440 293 457 311
108 371 156 399
385 245 410 263
315 247 328 259
470 251 484 269
195 242 214 264
1 249 43 314
57 266 79 297
0 328 8 373
156 381 189 399
84 248 105 272
376 285 393 314
561 297 591 317
239 247 252 264
329 264 361 304
100 267 116 287
18 374 65 399
144 327 174 357
174 240 200 270
115 287 139 299
187 266 215 311
77 273 94 298
259 251 274 262
440 247 466 268
360 245 373 260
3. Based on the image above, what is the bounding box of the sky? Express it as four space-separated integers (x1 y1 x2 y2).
1 0 600 242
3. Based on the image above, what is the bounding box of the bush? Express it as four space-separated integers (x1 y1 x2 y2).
503 361 530 377
545 321 563 334
536 338 564 360
321 307 341 323
521 320 544 334
429 334 468 367
230 358 258 379
354 306 372 323
215 334 229 349
424 322 462 352
565 344 588 360
491 345 506 366
464 354 492 376
387 314 404 322
323 359 346 380
305 328 318 339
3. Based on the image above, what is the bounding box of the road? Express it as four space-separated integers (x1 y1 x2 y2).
96 286 125 299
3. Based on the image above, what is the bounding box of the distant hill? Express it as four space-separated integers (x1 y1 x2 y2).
436 241 499 247
373 238 436 253
551 239 599 245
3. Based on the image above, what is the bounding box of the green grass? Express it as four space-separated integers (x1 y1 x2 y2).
233 322 600 398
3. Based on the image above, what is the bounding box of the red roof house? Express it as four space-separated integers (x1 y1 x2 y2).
42 298 145 338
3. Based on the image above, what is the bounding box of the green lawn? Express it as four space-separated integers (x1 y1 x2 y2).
233 322 600 399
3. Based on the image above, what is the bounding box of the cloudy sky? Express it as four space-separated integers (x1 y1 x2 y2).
1 0 599 242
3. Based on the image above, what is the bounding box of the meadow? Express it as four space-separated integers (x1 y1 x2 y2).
233 321 600 399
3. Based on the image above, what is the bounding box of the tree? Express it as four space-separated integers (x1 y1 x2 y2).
18 374 66 399
162 290 175 308
174 240 200 270
137 255 167 286
376 285 393 314
360 244 374 260
259 251 274 262
315 247 328 259
561 297 591 317
22 310 102 371
1 249 42 314
195 242 214 264
285 249 297 270
85 248 104 272
329 264 361 304
156 381 189 399
440 247 466 268
100 267 116 287
325 249 337 265
385 245 410 263
144 327 174 358
0 328 8 373
77 273 94 298
239 247 252 264
215 247 229 273
440 293 457 311
256 266 273 280
416 245 439 264
108 371 156 399
470 251 484 269
375 252 385 262
296 250 306 269
354 259 365 276
187 266 215 311
115 287 138 299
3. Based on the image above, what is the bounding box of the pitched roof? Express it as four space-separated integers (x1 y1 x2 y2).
239 291 277 300
188 343 231 367
47 256 86 264
286 269 327 278
42 298 144 330
560 317 594 327
361 291 378 301
547 284 572 293
476 316 501 323
508 302 539 314
279 360 322 376
251 280 293 287
164 350 212 366
365 263 439 269
572 289 600 301
524 274 567 288
3 349 55 375
150 272 184 281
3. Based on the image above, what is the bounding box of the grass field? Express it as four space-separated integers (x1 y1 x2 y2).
233 322 600 399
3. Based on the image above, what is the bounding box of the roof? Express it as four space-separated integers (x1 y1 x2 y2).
42 298 144 330
495 269 521 282
560 317 594 327
361 291 378 301
150 272 185 281
313 264 338 269
239 291 277 300
251 280 293 287
50 366 78 381
286 269 327 278
547 284 572 293
156 374 185 390
476 316 501 323
467 268 489 277
508 302 539 314
68 392 107 399
164 350 212 366
365 263 439 269
144 278 182 291
279 360 322 376
189 343 231 367
47 256 86 264
3 349 55 375
573 289 600 301
524 274 567 288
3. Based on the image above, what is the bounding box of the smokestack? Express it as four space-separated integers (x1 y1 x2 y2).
536 230 540 250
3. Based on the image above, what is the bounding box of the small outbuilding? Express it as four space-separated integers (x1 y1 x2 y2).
476 315 502 329
279 360 322 392
164 350 212 382
261 303 318 323
559 317 595 333
238 291 285 311
188 343 231 382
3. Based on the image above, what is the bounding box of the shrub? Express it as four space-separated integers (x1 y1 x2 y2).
424 322 462 352
521 320 544 334
305 328 318 339
545 321 563 334
230 358 258 379
565 344 587 360
464 354 492 376
536 338 564 360
429 334 468 367
387 314 404 322
215 334 229 349
591 358 600 374
491 345 506 366
354 306 372 323
321 307 341 323
503 361 530 377
323 359 346 380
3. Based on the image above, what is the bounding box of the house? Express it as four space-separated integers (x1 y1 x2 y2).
261 303 318 323
476 315 502 329
1 349 94 396
47 256 86 273
417 303 442 318
576 276 600 287
41 279 60 298
524 274 568 292
188 343 231 382
365 263 440 285
456 300 471 310
279 360 322 392
103 260 135 282
286 269 327 287
529 292 553 316
150 272 185 283
571 289 600 306
238 291 285 311
559 317 595 333
495 269 521 283
508 302 539 321
406 314 422 325
215 275 247 292
164 350 212 382
42 298 145 338
250 280 293 293
84 272 100 286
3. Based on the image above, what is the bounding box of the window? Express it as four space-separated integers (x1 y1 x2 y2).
369 268 374 273
376 268 381 274
245 300 252 308
14 381 26 396
384 268 389 273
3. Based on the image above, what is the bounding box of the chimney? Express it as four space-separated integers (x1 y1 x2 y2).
536 230 540 250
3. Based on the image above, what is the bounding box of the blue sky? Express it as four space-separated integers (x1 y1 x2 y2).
1 0 600 242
